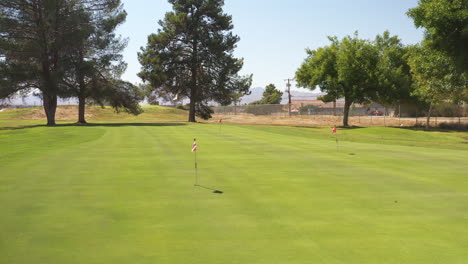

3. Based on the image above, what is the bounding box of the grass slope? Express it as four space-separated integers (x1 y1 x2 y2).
1 108 468 264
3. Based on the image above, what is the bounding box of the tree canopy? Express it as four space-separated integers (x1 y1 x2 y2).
407 0 468 74
408 43 467 129
138 0 252 122
59 1 142 123
0 0 142 125
296 33 378 126
296 31 421 126
0 0 83 125
250 84 283 105
373 31 413 106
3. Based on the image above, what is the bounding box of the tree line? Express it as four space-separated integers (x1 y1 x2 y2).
0 0 143 125
1 0 467 126
296 0 467 128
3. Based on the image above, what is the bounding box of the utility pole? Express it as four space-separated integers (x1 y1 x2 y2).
285 78 293 116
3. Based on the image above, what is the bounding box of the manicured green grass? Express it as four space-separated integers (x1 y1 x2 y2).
1 109 467 264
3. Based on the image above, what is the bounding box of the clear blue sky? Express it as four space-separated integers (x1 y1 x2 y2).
117 0 423 93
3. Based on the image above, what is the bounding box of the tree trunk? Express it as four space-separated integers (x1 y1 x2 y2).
77 50 87 124
78 95 86 124
189 36 198 123
188 93 196 122
343 99 352 127
188 68 197 122
43 93 57 126
426 102 433 131
384 107 387 127
333 100 336 116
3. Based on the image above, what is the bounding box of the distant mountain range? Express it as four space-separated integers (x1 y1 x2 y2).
1 87 324 107
240 87 323 105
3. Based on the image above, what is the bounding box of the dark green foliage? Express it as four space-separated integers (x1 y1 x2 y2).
408 0 468 74
0 0 138 125
176 104 187 110
195 104 214 120
250 84 283 105
296 33 378 126
0 0 84 125
59 1 140 123
408 44 467 105
91 80 143 115
373 31 414 106
438 122 468 131
317 94 336 103
296 31 426 126
138 0 252 122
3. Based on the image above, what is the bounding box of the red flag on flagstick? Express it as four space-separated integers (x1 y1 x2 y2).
192 140 197 152
218 119 222 123
332 126 337 134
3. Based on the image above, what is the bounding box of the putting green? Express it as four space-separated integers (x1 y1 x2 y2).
1 113 467 263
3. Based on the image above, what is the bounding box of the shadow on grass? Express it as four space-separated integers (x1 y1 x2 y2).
66 123 187 128
339 126 365 130
396 126 468 133
195 184 224 194
0 122 187 131
290 125 364 130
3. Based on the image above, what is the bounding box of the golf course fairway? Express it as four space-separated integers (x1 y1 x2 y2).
1 110 467 264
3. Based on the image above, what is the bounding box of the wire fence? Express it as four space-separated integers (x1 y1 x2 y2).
211 103 468 128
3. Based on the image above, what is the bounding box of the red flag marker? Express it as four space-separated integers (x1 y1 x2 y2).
192 140 197 152
192 139 198 185
218 119 222 123
332 126 339 151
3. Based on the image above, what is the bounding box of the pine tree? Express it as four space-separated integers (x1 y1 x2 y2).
60 1 141 123
138 0 252 122
0 0 81 125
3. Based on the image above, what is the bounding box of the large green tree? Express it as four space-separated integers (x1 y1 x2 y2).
0 0 83 125
373 31 413 107
138 0 252 122
408 44 467 129
0 0 142 125
250 84 283 105
407 0 468 74
60 1 142 123
296 32 422 126
296 33 378 126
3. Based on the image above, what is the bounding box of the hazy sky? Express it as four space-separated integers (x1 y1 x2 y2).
117 0 424 93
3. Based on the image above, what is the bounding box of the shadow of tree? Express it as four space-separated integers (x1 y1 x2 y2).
0 122 187 131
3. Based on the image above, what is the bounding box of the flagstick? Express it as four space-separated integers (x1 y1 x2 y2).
192 138 198 186
194 150 198 186
335 133 339 152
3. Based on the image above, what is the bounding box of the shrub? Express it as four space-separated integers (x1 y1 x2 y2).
433 103 463 117
244 104 284 115
299 104 318 115
175 104 187 110
438 122 468 131
195 104 214 120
